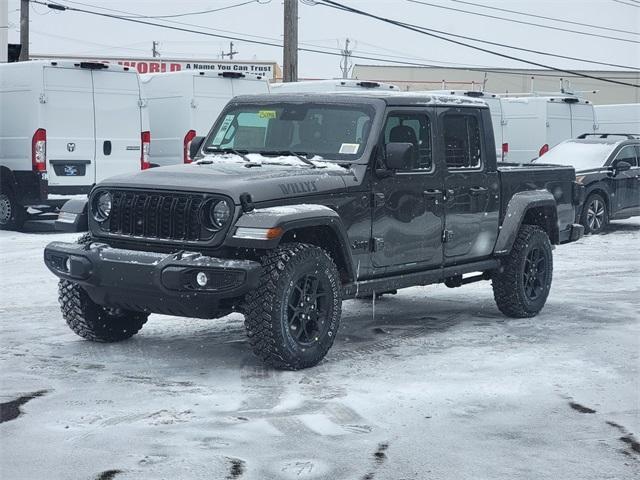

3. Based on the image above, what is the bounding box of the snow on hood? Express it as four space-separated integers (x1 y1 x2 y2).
194 152 348 171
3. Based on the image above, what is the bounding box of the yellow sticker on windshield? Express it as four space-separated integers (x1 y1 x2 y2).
258 110 277 119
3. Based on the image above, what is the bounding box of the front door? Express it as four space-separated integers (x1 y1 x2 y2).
371 109 444 271
439 107 500 263
609 144 640 214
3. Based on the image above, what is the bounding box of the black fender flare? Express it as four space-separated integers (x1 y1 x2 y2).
225 204 355 281
494 190 558 255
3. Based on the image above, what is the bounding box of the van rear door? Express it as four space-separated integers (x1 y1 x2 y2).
43 66 96 189
192 76 234 135
93 70 142 182
546 101 572 151
570 103 596 137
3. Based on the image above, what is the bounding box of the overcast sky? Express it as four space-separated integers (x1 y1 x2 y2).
6 0 640 78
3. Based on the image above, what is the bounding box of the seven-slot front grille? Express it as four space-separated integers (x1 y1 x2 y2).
106 190 214 242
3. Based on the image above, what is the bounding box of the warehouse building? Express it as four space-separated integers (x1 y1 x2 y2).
352 65 640 105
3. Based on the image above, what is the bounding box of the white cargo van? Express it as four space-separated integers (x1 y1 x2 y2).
271 79 399 93
142 70 270 167
0 60 149 230
594 104 640 135
501 95 597 163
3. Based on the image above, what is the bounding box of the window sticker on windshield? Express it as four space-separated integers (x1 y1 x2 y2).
212 114 235 145
258 110 277 119
339 143 360 154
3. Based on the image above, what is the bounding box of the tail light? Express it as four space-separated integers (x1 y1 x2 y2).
502 143 509 154
183 129 196 164
141 131 151 170
539 144 549 157
32 129 47 172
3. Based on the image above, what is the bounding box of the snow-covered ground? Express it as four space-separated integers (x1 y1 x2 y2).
1 220 638 480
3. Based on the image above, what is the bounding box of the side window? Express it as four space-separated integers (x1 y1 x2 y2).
614 145 638 167
382 113 432 171
443 114 482 169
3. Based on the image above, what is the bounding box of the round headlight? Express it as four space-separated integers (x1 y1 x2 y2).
210 200 230 228
93 191 112 222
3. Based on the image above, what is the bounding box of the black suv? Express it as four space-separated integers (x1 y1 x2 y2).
45 93 584 369
535 134 640 234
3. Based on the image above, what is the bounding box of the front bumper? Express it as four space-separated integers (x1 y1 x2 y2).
44 241 261 318
559 223 584 244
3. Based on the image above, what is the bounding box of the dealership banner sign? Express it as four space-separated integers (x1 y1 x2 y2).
33 55 278 79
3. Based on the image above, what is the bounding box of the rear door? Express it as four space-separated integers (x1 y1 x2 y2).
370 108 444 272
570 103 596 137
546 101 572 151
193 76 233 135
92 70 142 182
43 66 96 188
440 107 499 263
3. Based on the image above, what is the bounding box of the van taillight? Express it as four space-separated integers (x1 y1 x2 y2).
539 144 549 157
32 129 47 172
141 131 151 169
183 129 196 164
502 143 509 154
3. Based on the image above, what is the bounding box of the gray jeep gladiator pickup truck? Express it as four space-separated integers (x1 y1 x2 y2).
44 92 584 369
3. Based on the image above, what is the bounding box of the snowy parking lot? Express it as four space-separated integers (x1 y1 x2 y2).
0 220 638 480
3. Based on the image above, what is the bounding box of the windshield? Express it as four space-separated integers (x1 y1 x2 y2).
535 141 617 170
203 102 376 161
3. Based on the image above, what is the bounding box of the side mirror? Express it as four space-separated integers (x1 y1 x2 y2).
385 142 414 170
189 136 206 160
613 160 632 174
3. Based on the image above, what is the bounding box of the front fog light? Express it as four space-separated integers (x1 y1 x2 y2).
196 271 208 287
65 257 72 272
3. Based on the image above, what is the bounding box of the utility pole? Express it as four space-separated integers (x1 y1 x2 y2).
152 41 160 58
283 0 298 82
19 0 28 61
1 0 8 62
339 38 352 79
221 41 238 60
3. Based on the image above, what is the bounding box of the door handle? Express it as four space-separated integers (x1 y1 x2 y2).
423 189 443 197
469 186 488 195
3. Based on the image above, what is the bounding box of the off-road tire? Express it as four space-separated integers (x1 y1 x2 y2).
58 280 148 342
243 243 342 370
492 225 553 318
0 190 26 231
580 192 608 234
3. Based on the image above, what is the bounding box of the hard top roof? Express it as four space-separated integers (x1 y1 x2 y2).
231 90 489 108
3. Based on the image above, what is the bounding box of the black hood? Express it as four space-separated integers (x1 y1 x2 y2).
98 155 356 204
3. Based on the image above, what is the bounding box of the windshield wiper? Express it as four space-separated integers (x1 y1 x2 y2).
204 147 254 164
259 150 317 168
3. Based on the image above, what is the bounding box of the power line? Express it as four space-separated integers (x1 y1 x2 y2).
304 2 640 71
315 1 640 88
29 1 640 85
61 0 291 45
612 0 640 6
109 0 264 19
406 0 640 44
57 0 639 71
446 0 640 36
360 11 640 71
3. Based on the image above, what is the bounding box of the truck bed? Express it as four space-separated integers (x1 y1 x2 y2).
497 162 577 229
